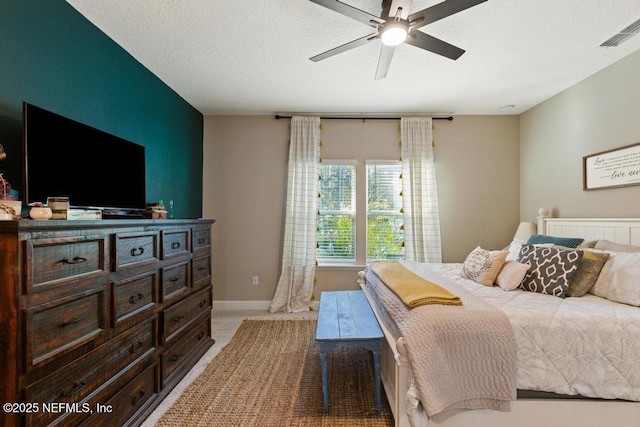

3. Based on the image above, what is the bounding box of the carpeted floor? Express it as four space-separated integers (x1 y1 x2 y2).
155 318 393 426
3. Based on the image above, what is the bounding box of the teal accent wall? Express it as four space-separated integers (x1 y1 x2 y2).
0 0 203 218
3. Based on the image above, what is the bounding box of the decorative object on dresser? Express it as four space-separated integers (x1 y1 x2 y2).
28 206 53 220
0 218 215 427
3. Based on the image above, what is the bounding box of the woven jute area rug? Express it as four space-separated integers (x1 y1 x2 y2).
156 318 393 426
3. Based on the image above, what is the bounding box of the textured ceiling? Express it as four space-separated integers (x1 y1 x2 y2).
66 0 640 116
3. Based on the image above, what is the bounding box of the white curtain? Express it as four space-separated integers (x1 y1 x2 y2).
269 116 321 313
401 117 442 262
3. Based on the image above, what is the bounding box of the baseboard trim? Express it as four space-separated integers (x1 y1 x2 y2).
212 300 320 311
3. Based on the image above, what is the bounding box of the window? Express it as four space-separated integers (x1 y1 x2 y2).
317 159 404 265
367 162 404 261
317 161 356 263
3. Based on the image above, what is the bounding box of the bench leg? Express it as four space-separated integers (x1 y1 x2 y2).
373 348 382 414
320 351 329 412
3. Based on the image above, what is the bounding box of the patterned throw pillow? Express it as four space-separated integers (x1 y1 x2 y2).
460 246 508 286
567 250 610 297
517 244 583 298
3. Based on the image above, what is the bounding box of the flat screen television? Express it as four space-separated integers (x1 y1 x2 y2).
23 102 146 213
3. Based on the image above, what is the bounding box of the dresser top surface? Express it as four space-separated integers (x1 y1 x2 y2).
0 218 215 232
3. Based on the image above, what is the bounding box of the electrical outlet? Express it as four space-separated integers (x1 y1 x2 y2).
252 276 259 286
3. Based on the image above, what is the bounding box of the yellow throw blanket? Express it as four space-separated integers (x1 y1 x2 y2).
370 260 462 308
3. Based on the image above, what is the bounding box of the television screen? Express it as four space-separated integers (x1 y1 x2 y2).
23 102 146 211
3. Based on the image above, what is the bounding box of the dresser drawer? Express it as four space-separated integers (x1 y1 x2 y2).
113 271 157 325
192 255 211 289
26 287 108 367
192 226 211 255
163 286 211 344
114 231 158 270
26 318 156 426
26 235 108 294
162 316 211 387
99 361 159 427
161 228 190 259
162 261 189 303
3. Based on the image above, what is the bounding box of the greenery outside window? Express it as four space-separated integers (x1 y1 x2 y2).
367 161 404 261
317 161 356 263
317 160 404 265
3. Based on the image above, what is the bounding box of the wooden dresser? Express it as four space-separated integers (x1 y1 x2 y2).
0 218 215 427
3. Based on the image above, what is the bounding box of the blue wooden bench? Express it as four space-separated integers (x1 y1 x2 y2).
315 290 383 413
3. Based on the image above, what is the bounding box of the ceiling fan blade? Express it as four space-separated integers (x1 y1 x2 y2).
310 33 377 62
375 44 396 80
405 30 465 60
310 0 384 27
408 0 487 29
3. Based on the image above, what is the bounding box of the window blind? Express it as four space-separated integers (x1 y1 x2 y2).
367 162 404 260
317 163 355 262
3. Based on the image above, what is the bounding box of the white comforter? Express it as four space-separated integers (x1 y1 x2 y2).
370 261 640 402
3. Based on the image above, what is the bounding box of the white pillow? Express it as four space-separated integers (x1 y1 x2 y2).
495 261 530 291
590 251 640 306
460 246 508 286
505 239 524 262
594 240 640 253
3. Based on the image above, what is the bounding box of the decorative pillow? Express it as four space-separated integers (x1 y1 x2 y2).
460 246 508 286
566 250 610 297
593 240 640 253
517 244 583 298
495 261 530 291
577 240 597 249
505 239 524 262
526 234 584 249
590 251 640 306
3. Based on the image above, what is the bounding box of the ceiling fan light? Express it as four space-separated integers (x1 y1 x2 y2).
381 22 408 46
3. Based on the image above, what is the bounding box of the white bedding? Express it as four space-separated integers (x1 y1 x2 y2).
366 260 640 403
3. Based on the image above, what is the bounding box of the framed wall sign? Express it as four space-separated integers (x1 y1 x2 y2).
583 142 640 190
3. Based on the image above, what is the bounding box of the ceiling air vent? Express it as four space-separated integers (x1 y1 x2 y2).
600 18 640 47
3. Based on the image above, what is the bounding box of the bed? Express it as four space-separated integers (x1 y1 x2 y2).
358 214 640 427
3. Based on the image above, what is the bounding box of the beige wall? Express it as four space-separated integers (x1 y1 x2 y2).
203 50 640 305
203 115 519 304
520 49 640 219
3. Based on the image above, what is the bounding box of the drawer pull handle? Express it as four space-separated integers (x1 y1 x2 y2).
60 316 86 327
170 277 179 282
172 315 186 322
197 331 205 340
130 340 144 353
171 242 181 250
199 300 207 308
197 266 206 271
131 247 145 257
197 238 206 244
61 381 87 397
129 293 144 304
169 353 184 362
59 256 87 265
132 389 146 405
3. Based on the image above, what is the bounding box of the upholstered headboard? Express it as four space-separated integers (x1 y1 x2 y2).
536 208 640 246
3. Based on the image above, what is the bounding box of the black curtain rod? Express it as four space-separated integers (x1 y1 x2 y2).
274 114 453 121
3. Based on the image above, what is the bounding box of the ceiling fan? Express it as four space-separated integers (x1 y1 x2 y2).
309 0 487 79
